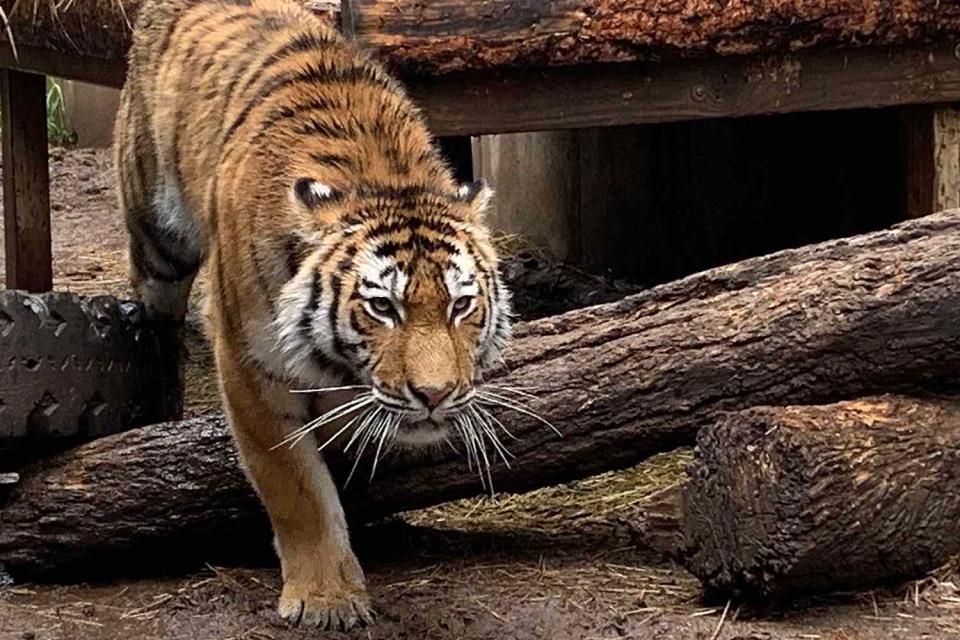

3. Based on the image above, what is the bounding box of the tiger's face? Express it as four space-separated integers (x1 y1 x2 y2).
277 178 511 446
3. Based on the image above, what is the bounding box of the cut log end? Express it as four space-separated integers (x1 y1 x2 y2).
638 395 960 599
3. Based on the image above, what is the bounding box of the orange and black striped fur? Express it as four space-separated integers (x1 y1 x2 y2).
115 0 511 629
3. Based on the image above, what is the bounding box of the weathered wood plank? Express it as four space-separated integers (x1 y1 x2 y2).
6 35 960 136
901 104 960 217
409 43 960 135
1 69 51 292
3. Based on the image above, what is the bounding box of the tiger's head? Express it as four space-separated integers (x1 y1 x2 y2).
276 177 512 448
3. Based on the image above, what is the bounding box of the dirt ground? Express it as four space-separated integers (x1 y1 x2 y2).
1 148 959 639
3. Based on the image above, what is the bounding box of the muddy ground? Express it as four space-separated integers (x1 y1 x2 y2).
1 148 959 639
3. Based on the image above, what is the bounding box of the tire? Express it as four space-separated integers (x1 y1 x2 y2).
0 290 181 466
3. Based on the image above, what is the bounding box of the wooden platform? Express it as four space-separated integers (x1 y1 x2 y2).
3 0 960 288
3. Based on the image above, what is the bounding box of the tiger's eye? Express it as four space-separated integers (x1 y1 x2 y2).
452 296 473 315
369 297 395 316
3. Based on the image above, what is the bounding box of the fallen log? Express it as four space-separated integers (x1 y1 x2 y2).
636 395 960 599
4 211 960 579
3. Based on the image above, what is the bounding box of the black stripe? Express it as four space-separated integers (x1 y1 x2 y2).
227 30 336 114
295 115 351 140
378 265 395 280
349 309 372 337
300 269 322 337
310 152 356 171
374 236 459 258
365 215 458 240
250 97 337 144
284 233 310 278
223 63 390 148
157 8 213 71
328 274 349 360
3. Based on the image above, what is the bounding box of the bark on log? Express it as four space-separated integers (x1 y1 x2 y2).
3 0 960 74
637 395 960 599
351 0 960 74
4 211 960 580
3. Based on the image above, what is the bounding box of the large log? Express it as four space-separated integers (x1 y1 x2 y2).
3 0 960 74
637 395 960 599
3 211 960 580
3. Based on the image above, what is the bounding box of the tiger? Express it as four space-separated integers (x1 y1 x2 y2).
114 0 512 630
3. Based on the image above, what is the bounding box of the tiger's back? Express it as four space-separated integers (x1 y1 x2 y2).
116 0 454 321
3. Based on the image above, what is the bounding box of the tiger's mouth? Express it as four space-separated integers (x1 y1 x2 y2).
393 418 450 446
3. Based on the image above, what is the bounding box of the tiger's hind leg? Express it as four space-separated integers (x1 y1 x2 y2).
114 86 203 322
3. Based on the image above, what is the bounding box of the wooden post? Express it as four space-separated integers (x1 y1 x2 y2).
473 132 580 260
1 69 52 292
900 104 960 218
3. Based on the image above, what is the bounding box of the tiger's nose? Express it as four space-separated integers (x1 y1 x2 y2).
410 383 455 410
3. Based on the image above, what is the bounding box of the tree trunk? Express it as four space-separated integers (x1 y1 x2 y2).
4 211 960 580
637 395 960 599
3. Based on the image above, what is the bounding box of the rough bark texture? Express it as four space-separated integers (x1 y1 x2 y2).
639 395 960 599
3 211 960 580
353 0 960 74
3 0 960 74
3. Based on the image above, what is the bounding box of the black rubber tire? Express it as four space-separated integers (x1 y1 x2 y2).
0 290 181 466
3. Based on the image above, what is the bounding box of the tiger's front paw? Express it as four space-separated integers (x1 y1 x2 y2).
278 573 374 631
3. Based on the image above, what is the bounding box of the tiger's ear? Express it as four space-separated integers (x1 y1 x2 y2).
454 179 494 219
293 177 341 209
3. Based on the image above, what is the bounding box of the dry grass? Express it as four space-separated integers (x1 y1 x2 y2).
405 450 692 541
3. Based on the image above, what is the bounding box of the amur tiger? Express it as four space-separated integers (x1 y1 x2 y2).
114 0 514 629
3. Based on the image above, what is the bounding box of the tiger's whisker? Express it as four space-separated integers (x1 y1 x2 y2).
289 384 372 395
316 410 367 453
369 413 399 481
274 394 374 449
469 405 513 467
483 385 540 400
474 404 519 441
459 413 493 495
476 392 562 437
270 394 374 450
345 410 388 486
344 407 381 453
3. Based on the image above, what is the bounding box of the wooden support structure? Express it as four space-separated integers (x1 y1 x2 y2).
901 104 960 217
1 69 52 292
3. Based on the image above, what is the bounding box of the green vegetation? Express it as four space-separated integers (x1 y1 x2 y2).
45 78 76 145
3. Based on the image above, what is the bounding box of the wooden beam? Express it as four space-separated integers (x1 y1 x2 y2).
0 44 126 89
409 43 960 136
7 42 960 136
900 104 960 217
1 69 52 292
